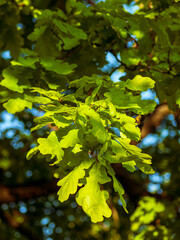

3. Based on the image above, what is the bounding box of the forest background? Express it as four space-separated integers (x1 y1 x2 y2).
0 0 180 239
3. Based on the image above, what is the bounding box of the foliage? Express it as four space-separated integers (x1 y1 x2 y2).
0 0 180 239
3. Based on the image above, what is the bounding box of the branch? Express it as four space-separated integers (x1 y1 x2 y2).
109 50 180 76
141 103 170 139
86 0 95 6
109 50 138 71
174 108 180 128
0 180 58 203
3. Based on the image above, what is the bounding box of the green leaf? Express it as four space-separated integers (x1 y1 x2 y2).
136 162 155 174
57 159 94 202
121 123 141 142
25 94 53 105
11 57 38 69
31 116 53 131
31 88 62 100
53 19 87 50
121 49 141 66
98 142 109 164
53 114 73 128
72 144 83 154
29 28 60 57
104 89 141 109
133 100 157 115
60 129 80 148
26 147 39 160
125 75 155 91
116 112 136 125
1 67 31 93
122 161 136 172
41 104 76 115
106 165 128 213
28 26 47 41
105 87 156 114
90 116 108 144
118 138 154 174
130 197 165 230
176 89 180 107
108 139 127 158
76 163 112 223
85 84 102 104
81 106 108 144
40 57 77 75
37 131 64 162
70 75 105 89
152 20 171 48
3 98 32 114
107 101 117 117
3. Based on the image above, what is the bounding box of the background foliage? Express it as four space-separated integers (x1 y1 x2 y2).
0 0 180 239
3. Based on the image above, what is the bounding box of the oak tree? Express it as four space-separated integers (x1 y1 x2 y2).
0 0 180 239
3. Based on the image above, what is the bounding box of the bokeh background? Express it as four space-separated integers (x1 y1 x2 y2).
0 0 180 239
